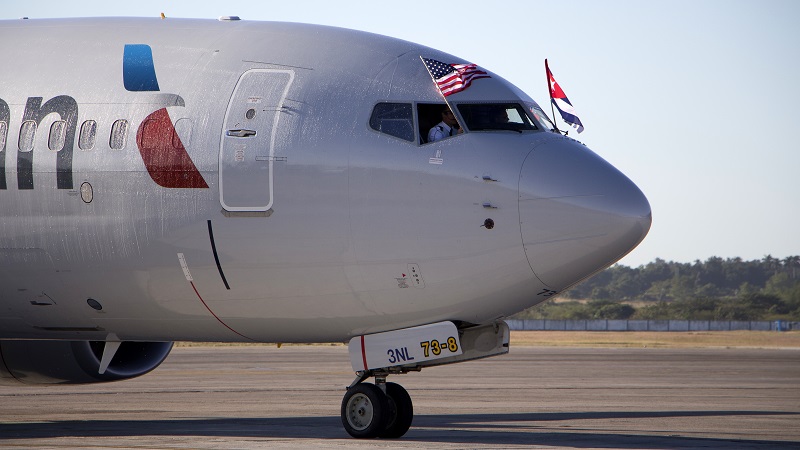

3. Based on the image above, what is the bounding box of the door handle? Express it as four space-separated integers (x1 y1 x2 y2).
226 129 257 137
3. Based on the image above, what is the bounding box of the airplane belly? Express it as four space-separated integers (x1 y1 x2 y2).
0 166 224 340
0 248 98 335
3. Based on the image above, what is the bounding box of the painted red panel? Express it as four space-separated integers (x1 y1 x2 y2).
136 108 208 188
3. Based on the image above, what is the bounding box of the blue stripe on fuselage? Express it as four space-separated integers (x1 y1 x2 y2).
123 44 160 92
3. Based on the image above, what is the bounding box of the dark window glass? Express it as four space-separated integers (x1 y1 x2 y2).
525 102 556 132
457 103 538 132
369 103 414 142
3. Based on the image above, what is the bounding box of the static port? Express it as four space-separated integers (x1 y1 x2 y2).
483 218 494 230
87 298 103 311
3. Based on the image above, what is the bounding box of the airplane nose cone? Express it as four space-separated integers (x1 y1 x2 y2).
519 138 651 290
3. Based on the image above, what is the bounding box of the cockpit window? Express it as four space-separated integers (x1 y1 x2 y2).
369 102 415 142
417 103 462 144
457 103 538 132
526 102 557 132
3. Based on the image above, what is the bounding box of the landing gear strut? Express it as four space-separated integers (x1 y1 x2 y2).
341 371 414 439
341 320 510 438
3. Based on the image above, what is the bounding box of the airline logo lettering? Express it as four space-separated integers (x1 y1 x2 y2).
348 321 462 371
0 44 208 191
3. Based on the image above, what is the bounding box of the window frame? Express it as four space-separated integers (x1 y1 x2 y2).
48 120 67 152
109 119 129 150
456 102 540 133
0 120 7 152
78 120 97 151
18 120 37 152
368 102 417 143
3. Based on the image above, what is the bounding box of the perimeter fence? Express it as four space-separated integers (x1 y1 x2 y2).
505 319 797 332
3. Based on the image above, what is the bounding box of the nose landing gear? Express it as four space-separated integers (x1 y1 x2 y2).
341 320 510 438
341 372 414 439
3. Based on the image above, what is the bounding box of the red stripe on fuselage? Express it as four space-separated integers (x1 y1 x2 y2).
136 108 209 188
189 281 253 341
360 335 368 371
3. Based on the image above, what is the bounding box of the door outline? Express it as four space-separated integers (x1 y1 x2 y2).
219 69 294 212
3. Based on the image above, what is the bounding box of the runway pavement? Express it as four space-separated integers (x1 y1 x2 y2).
1 345 798 449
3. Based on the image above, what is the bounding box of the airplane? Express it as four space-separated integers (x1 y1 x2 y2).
0 16 651 439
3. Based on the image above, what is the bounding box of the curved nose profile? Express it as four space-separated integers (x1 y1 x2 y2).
519 137 652 290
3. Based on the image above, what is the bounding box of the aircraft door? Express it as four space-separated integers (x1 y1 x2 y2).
220 69 294 212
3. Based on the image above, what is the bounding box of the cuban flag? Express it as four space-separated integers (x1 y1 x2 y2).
545 59 584 133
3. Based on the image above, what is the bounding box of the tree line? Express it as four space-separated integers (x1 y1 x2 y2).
513 256 800 321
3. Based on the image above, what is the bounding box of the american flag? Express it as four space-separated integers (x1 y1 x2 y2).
422 58 490 97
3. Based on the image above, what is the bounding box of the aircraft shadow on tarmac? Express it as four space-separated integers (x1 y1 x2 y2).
2 410 798 448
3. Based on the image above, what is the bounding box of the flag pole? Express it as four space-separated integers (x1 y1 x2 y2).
420 56 466 132
544 59 562 134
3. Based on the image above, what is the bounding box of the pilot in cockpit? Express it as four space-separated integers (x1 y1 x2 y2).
427 106 462 143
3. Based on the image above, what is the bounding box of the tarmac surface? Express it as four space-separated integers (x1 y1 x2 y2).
1 345 798 449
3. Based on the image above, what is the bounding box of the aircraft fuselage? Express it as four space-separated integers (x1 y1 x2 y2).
0 18 650 344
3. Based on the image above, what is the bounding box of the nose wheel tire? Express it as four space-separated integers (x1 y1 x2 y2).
379 382 413 438
341 383 389 438
341 381 414 439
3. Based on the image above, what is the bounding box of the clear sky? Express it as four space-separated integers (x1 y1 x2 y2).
4 0 799 267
